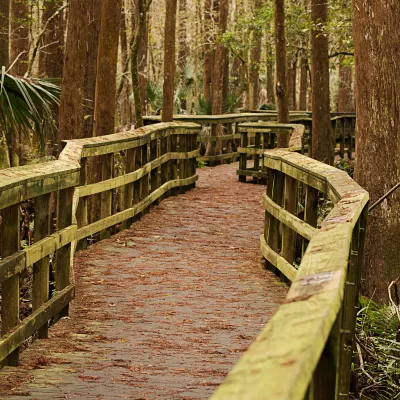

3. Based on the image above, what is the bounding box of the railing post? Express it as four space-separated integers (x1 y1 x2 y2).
238 129 248 182
100 153 114 239
226 123 233 163
160 131 169 199
33 193 51 339
190 133 197 188
253 131 261 182
170 133 178 196
76 157 88 250
281 175 297 265
1 204 20 366
141 142 150 214
150 136 158 200
55 187 74 319
133 147 142 221
178 134 187 194
121 148 135 230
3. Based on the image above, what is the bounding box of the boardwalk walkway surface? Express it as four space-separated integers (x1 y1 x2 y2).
0 163 287 400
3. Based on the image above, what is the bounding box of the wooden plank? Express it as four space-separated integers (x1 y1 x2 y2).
0 285 75 364
260 234 297 282
121 148 135 230
100 153 113 240
75 158 88 250
236 170 269 179
32 193 51 339
238 131 248 183
197 152 239 162
1 204 20 366
55 187 74 318
76 175 198 240
0 252 25 284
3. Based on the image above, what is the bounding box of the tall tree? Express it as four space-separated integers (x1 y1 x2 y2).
58 0 87 144
353 0 400 303
311 0 333 164
337 61 354 112
0 0 9 68
93 0 122 136
39 0 65 79
10 0 28 76
162 0 177 122
202 0 213 102
178 0 188 75
299 54 307 110
266 45 275 105
274 0 290 146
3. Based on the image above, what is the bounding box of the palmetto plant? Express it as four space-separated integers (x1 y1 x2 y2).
0 66 61 167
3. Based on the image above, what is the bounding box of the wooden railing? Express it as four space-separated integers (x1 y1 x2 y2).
290 114 356 159
0 122 200 366
144 113 308 165
237 122 305 182
212 149 369 399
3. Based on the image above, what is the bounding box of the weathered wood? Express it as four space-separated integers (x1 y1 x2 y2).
32 193 51 339
100 153 113 239
1 204 20 366
0 285 74 364
120 148 135 230
239 132 248 182
75 157 88 250
197 153 239 162
55 187 74 318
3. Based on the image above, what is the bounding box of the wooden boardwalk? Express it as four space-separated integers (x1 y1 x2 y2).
0 163 287 400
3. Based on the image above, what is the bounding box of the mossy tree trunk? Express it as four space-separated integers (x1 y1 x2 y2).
353 0 400 304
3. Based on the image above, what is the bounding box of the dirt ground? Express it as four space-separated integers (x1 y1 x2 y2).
0 162 287 400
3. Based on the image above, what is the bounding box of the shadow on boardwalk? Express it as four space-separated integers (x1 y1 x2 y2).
0 162 287 400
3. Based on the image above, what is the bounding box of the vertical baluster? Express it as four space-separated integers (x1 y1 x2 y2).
141 142 150 214
100 153 113 239
160 131 169 200
1 204 20 365
33 193 51 339
133 146 142 221
120 148 135 230
55 187 74 319
281 175 297 267
178 134 187 193
150 137 158 197
76 158 88 250
253 131 261 182
170 133 178 196
302 185 319 256
347 118 353 160
226 123 233 163
239 129 248 182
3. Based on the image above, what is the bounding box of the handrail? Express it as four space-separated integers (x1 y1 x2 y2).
212 149 369 399
0 122 200 365
236 122 305 183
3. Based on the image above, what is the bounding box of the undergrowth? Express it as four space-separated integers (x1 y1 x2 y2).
352 295 400 399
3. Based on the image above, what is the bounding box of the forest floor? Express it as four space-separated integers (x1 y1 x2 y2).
0 162 287 400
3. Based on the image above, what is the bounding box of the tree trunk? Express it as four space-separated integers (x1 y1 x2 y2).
353 0 400 304
248 2 261 111
93 0 122 137
39 0 65 79
58 0 87 144
83 0 101 138
287 57 297 110
202 0 213 102
274 0 289 146
266 45 275 105
0 0 10 68
337 62 354 112
10 0 28 76
311 0 333 164
162 0 177 122
178 0 188 75
136 0 148 115
119 1 132 127
299 55 307 110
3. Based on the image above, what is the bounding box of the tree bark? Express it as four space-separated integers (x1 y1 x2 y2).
178 0 188 75
311 0 333 164
59 0 87 144
39 0 65 79
353 0 400 304
299 55 307 110
93 0 122 137
0 0 10 68
10 0 28 76
287 57 297 110
83 0 101 138
136 0 148 115
162 0 177 122
202 0 213 102
274 0 289 146
337 62 354 112
266 45 275 105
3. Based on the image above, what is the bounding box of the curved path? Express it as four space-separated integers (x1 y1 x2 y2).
0 163 287 399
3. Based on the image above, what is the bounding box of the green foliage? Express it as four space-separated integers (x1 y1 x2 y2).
195 96 212 115
352 296 400 399
222 92 242 114
197 161 207 168
0 67 61 148
146 80 163 114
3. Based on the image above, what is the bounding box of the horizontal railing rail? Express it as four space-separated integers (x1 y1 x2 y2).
144 113 308 165
236 122 305 183
0 122 200 366
212 148 369 400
